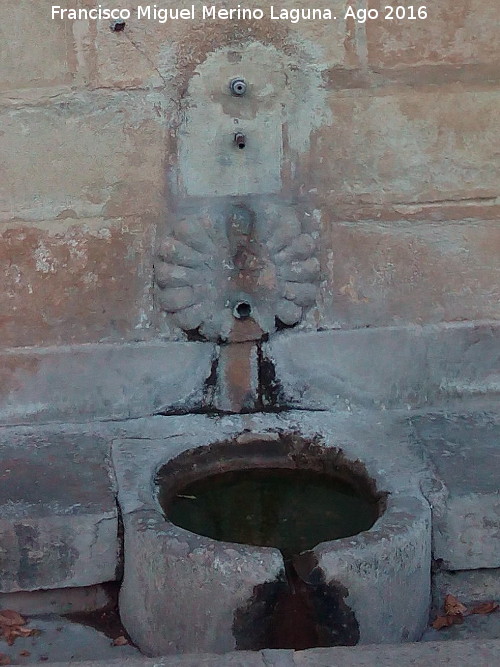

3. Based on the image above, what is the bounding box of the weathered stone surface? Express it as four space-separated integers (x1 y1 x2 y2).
214 342 259 413
0 433 118 592
0 615 141 664
1 4 499 348
306 89 500 206
366 1 500 68
316 220 500 328
293 641 500 666
267 322 500 410
21 653 268 667
114 410 430 654
0 96 165 223
120 511 285 655
0 219 154 347
422 611 500 643
0 1 79 91
410 411 500 569
0 341 214 424
433 569 500 611
314 494 431 643
0 583 115 615
17 640 500 667
81 1 352 91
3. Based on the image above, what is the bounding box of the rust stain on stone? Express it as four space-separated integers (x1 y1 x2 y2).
219 341 256 413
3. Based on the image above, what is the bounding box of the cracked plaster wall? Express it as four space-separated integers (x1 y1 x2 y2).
1 0 499 351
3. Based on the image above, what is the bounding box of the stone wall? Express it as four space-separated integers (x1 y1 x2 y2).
1 1 499 345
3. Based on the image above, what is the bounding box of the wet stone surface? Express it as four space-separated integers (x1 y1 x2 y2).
157 440 382 651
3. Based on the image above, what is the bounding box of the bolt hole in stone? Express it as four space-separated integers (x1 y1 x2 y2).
156 437 384 651
233 301 252 319
234 132 246 149
110 20 126 31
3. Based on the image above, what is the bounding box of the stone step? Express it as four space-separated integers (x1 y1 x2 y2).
16 640 500 667
0 431 118 592
409 410 500 570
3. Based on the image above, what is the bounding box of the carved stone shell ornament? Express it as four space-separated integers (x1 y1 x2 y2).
154 201 319 341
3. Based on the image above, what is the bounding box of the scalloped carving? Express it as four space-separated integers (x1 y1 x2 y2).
154 202 319 341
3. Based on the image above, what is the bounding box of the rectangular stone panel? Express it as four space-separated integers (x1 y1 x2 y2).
0 94 166 222
0 341 215 424
0 433 118 592
0 0 78 91
366 1 500 68
316 219 500 328
0 219 154 347
412 412 500 569
306 88 500 206
267 322 500 410
84 1 354 90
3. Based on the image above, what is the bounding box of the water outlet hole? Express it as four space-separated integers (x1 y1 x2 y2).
162 468 379 560
234 301 252 319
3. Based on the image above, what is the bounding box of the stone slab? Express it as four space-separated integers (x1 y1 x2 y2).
0 433 118 592
267 321 500 410
309 88 500 206
366 0 500 68
315 220 500 328
0 584 116 616
0 615 140 665
0 0 78 91
0 219 155 347
0 94 165 223
0 341 214 425
433 569 500 610
292 640 500 666
14 640 500 667
410 411 500 569
422 613 500 644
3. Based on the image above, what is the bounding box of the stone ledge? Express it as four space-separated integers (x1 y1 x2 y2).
410 411 500 570
0 342 215 425
266 321 500 410
18 640 500 667
0 433 118 593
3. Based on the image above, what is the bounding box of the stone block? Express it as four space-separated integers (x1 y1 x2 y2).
0 219 154 346
306 89 500 206
0 96 165 223
293 641 500 666
0 433 118 592
0 583 115 615
267 322 500 410
83 1 353 91
366 1 500 68
316 220 500 328
411 412 500 569
433 569 500 610
0 1 78 91
0 341 215 424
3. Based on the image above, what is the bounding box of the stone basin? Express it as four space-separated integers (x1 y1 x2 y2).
113 412 431 656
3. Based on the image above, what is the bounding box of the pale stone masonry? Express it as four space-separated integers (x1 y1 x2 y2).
1 0 499 350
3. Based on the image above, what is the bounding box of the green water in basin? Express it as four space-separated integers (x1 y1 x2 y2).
162 468 380 559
